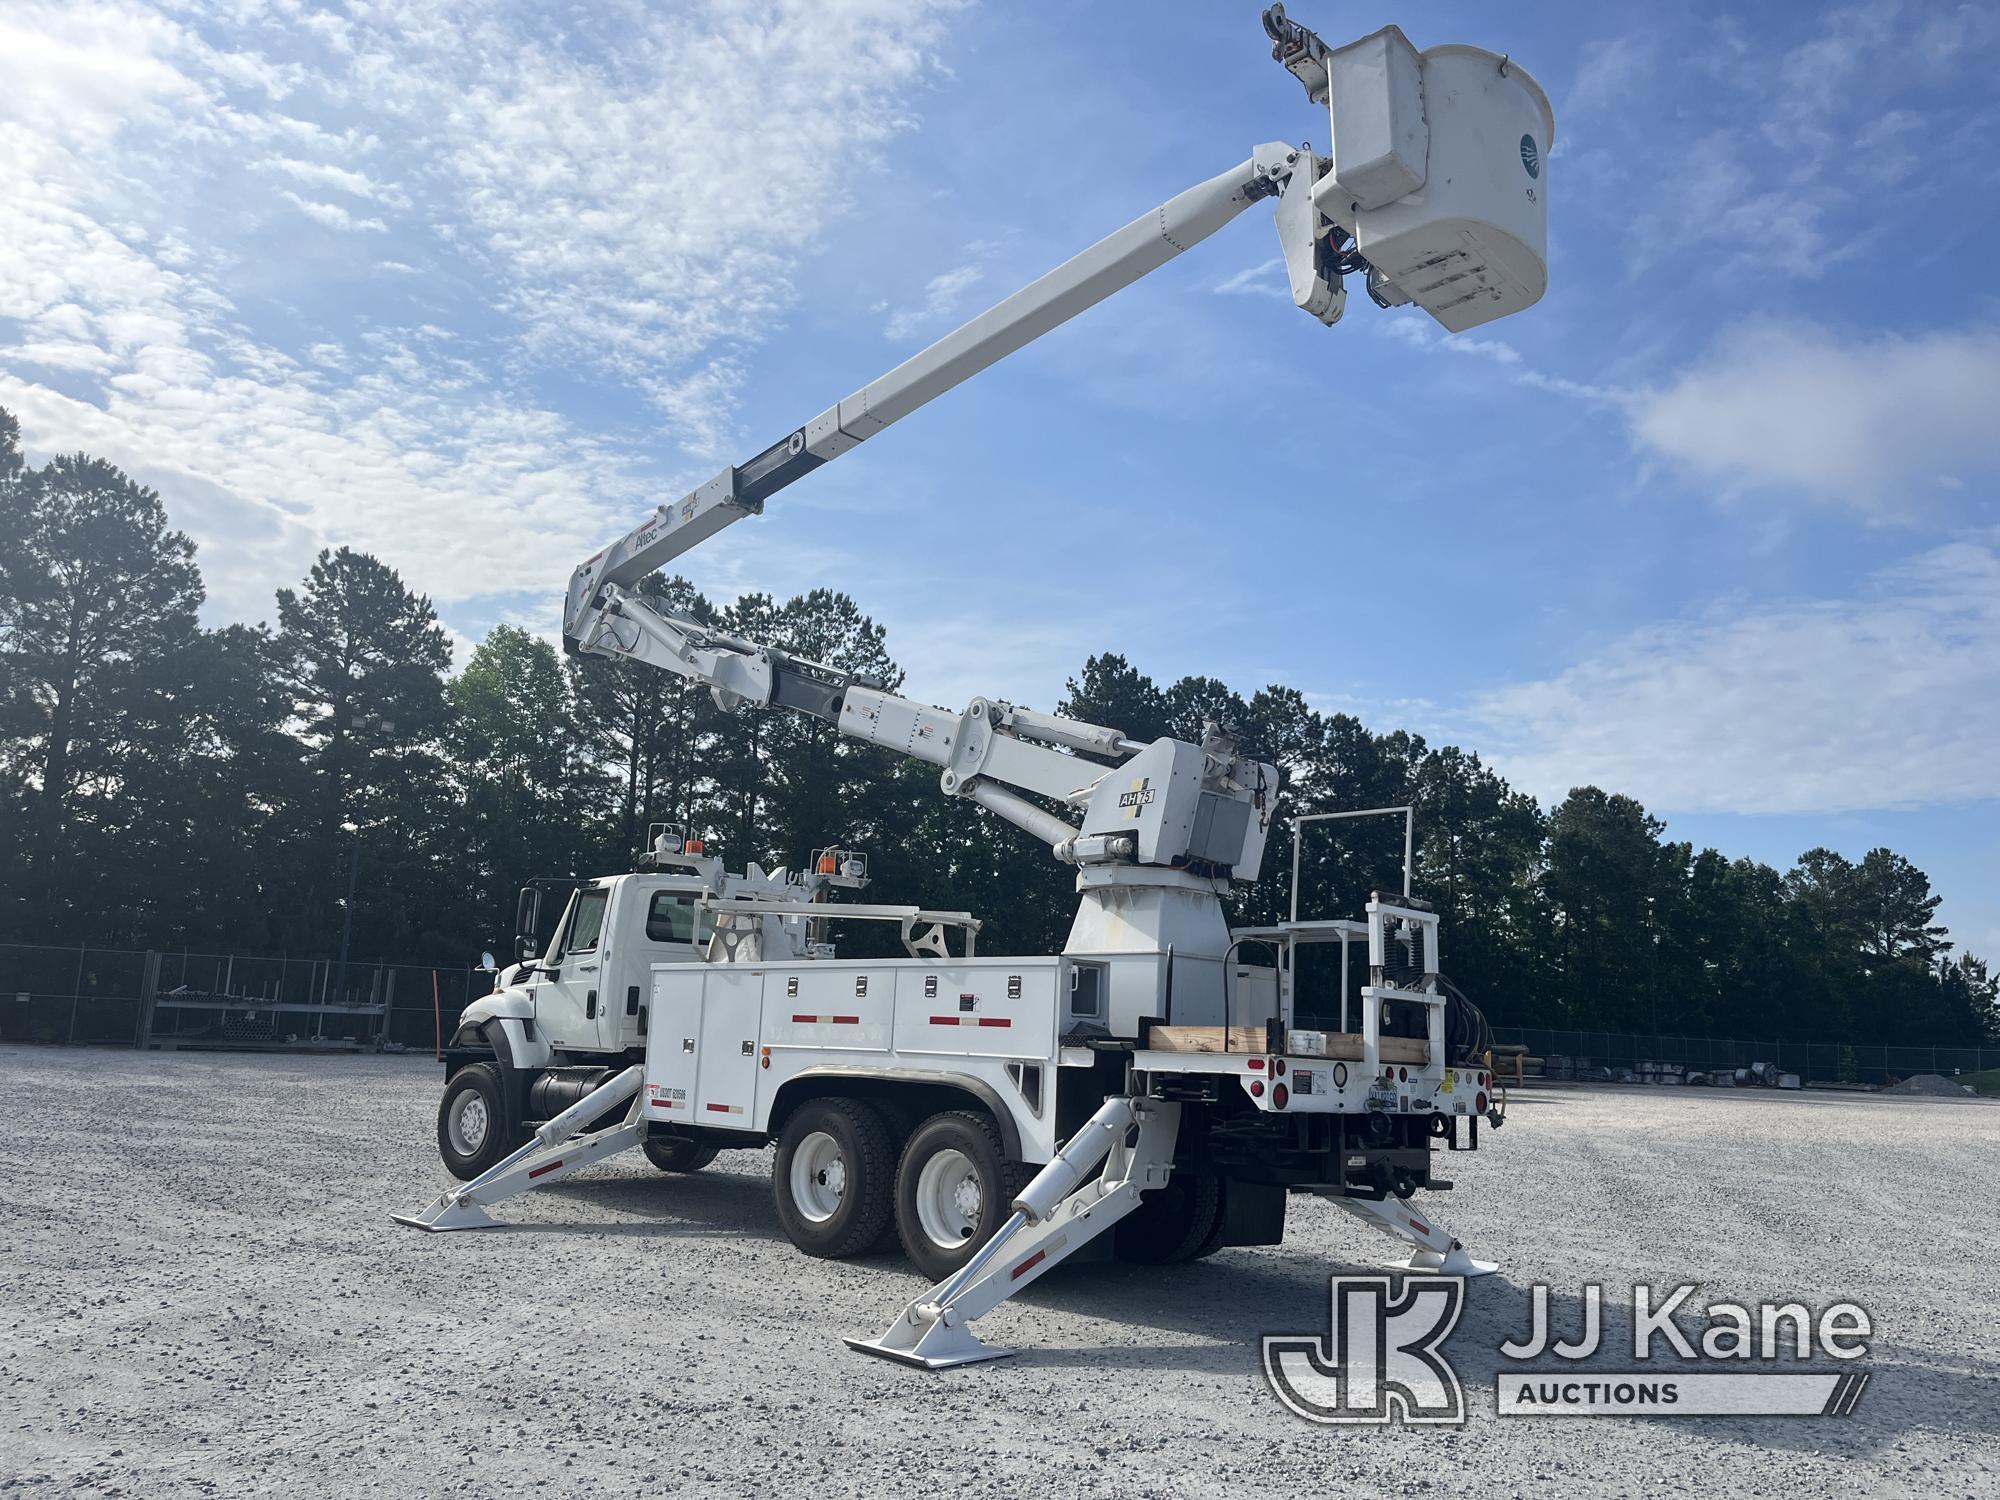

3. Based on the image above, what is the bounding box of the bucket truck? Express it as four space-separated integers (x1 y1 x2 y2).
400 8 1552 1367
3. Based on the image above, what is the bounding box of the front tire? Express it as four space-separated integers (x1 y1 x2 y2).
642 1136 719 1173
772 1099 895 1258
437 1063 509 1181
894 1111 1027 1282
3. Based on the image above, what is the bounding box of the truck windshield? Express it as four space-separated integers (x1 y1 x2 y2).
565 887 610 954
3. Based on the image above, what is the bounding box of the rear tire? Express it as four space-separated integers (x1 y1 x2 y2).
1114 1169 1222 1264
642 1136 719 1173
437 1063 509 1181
894 1111 1029 1282
1190 1176 1231 1260
772 1099 895 1258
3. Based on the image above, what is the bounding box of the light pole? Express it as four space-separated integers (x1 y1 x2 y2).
1645 892 1659 1045
331 712 392 1005
334 824 360 1004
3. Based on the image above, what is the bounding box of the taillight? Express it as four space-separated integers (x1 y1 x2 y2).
1247 1057 1266 1072
1272 1082 1289 1109
1249 1079 1265 1098
1273 1058 1287 1076
1398 1067 1408 1082
1476 1092 1488 1113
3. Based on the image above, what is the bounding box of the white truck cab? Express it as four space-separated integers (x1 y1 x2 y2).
438 829 871 1177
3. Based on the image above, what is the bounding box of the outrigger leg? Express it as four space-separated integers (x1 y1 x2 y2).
1332 1191 1498 1276
391 1064 648 1232
846 1094 1181 1369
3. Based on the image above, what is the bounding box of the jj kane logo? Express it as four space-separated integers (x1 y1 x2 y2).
1264 1278 1873 1424
1263 1276 1467 1425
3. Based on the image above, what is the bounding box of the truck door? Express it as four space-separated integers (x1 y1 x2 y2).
537 883 616 1054
693 969 763 1126
644 968 762 1133
604 887 716 1050
646 969 704 1123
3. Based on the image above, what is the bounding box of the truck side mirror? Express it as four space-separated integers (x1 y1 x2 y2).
517 934 537 962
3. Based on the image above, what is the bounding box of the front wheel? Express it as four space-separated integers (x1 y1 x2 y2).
894 1111 1027 1282
437 1063 510 1181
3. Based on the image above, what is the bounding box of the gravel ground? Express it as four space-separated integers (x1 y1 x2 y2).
3 1047 1997 1498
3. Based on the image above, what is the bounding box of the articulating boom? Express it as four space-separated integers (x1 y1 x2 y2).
580 588 1275 877
564 8 1554 887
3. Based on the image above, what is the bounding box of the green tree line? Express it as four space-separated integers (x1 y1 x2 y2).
2 410 1993 1044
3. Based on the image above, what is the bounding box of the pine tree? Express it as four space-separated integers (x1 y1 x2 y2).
271 547 453 959
0 446 202 933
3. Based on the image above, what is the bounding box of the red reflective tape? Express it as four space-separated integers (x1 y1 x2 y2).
528 1160 564 1178
1010 1249 1047 1281
705 1102 732 1113
975 1017 1011 1028
649 1098 676 1109
832 1015 860 1025
791 1013 817 1024
1409 1219 1430 1237
929 1015 962 1026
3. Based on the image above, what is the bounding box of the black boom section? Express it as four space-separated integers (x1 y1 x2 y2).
736 430 825 507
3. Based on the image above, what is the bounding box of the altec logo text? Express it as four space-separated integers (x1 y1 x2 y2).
1264 1279 1873 1424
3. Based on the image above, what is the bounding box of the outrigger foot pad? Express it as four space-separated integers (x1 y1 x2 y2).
390 1196 501 1232
843 1315 1017 1370
1333 1192 1499 1278
1388 1245 1499 1277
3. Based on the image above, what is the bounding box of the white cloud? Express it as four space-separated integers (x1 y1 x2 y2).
644 359 746 462
0 0 962 626
1379 312 1624 407
261 155 392 202
1594 3 2000 281
1459 541 2000 815
280 191 387 233
885 263 983 341
1211 257 1286 299
1630 324 2000 511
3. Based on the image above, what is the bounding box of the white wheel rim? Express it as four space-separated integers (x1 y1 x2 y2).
448 1092 489 1156
914 1147 983 1250
789 1131 848 1223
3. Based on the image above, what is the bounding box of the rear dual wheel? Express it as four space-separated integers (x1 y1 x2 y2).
772 1099 896 1258
771 1101 1031 1277
895 1111 1031 1282
1114 1169 1225 1264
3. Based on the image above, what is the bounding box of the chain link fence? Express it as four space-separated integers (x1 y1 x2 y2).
0 942 493 1053
2 940 1993 1085
1489 1026 2000 1087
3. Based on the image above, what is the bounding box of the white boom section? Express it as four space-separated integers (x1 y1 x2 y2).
563 144 1302 646
580 586 1275 872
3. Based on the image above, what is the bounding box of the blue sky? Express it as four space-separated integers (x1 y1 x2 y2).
3 2 1997 955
